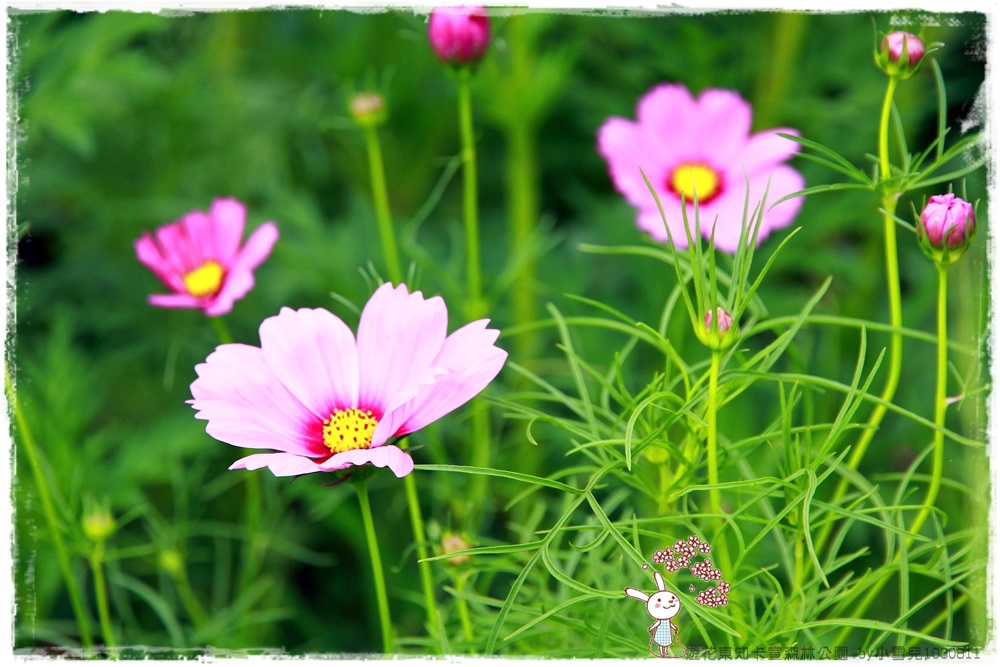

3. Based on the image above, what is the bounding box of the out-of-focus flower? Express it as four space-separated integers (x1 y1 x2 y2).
82 498 116 543
428 6 490 66
597 83 805 253
135 198 278 317
350 91 387 128
876 31 931 79
190 283 507 479
441 533 472 565
917 193 976 264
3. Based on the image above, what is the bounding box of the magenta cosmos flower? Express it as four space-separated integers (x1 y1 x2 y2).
428 6 490 65
919 193 975 248
189 283 507 478
597 83 805 253
135 198 278 317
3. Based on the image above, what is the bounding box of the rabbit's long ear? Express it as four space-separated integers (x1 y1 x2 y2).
624 587 649 602
654 571 666 591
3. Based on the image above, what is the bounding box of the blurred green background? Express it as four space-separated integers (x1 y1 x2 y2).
10 8 989 655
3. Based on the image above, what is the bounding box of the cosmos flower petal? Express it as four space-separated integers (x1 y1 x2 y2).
318 445 415 478
208 221 279 317
708 165 806 253
596 118 655 210
695 89 752 163
397 320 507 434
357 283 448 412
637 209 690 247
635 83 699 159
740 129 802 173
258 307 360 419
148 293 205 309
209 198 247 266
190 343 322 457
229 452 325 477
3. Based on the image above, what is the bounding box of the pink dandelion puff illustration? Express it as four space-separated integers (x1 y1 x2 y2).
135 197 278 317
189 283 508 478
597 83 805 253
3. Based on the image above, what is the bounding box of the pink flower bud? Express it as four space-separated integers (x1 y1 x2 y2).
882 31 926 65
704 307 733 335
919 193 975 248
428 6 490 66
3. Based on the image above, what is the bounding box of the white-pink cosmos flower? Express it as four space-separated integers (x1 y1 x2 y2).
189 283 508 479
597 83 805 253
135 198 278 317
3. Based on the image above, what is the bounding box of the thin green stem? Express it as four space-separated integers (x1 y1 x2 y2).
454 570 474 643
355 481 393 654
458 68 483 320
909 263 949 540
236 472 263 645
6 368 94 650
815 76 904 557
706 351 733 578
89 545 116 655
209 316 233 345
169 562 210 630
364 124 403 284
403 473 445 652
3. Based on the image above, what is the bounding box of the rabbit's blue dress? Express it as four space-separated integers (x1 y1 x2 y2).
654 621 673 646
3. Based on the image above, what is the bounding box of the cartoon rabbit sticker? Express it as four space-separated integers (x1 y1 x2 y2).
625 570 686 658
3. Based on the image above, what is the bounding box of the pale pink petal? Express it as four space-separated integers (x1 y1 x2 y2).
317 445 414 478
154 221 198 276
702 166 806 252
357 283 448 413
190 343 323 457
693 89 752 164
258 307 360 420
636 83 699 159
149 293 205 309
597 118 660 210
396 320 507 434
637 207 691 248
209 198 247 266
135 234 186 292
740 129 801 173
207 222 278 317
229 452 325 477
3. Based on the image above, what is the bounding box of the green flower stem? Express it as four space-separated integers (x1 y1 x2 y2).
815 76 903 557
5 368 94 650
454 570 474 643
236 472 263 646
169 561 210 630
458 68 483 320
88 544 116 655
908 262 949 540
364 124 403 284
403 473 445 652
209 316 233 345
354 480 393 654
706 350 733 579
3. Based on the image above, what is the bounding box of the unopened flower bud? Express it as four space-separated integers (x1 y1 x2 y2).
160 549 184 577
704 307 733 335
877 31 930 79
349 92 387 129
917 193 975 265
428 6 490 67
883 31 926 65
441 533 471 565
82 503 116 543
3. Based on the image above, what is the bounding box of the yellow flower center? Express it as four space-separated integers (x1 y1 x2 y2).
183 261 225 297
323 408 378 454
669 163 722 204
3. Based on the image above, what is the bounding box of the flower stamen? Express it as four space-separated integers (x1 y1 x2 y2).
183 260 225 297
668 163 723 205
323 408 378 454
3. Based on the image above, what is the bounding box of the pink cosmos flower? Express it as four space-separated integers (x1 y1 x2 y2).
189 283 507 479
135 198 278 317
882 31 926 65
597 83 806 253
428 6 490 65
